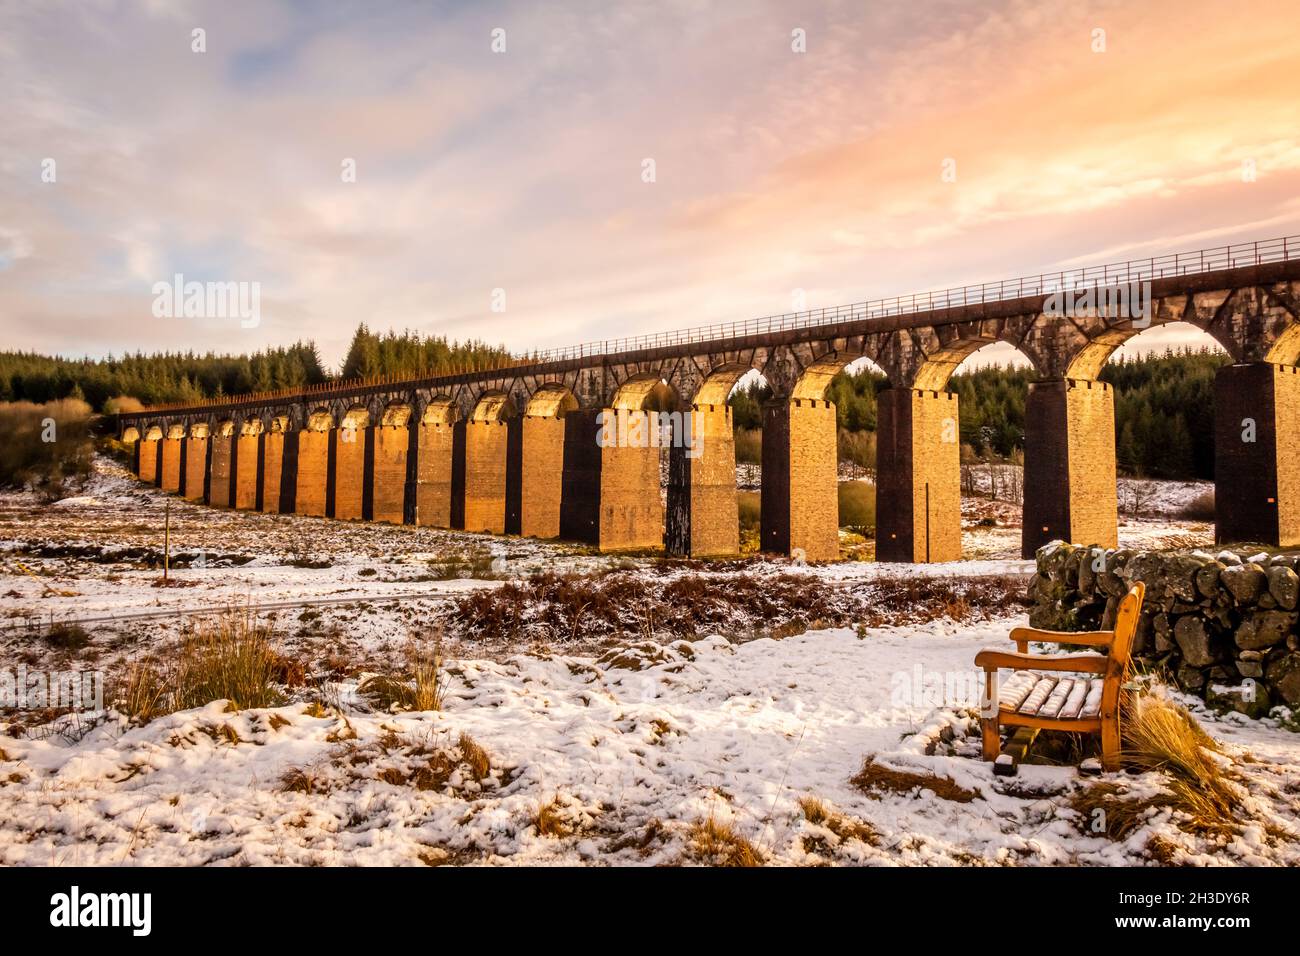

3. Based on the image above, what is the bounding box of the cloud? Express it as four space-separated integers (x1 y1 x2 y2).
1 0 1298 368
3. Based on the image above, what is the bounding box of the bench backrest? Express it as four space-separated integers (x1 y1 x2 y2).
1100 582 1145 721
1107 582 1145 673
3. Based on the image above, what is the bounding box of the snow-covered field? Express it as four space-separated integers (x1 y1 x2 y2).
1 458 1294 866
2 618 1297 866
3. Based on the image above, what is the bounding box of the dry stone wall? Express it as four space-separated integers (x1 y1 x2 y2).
1029 541 1300 715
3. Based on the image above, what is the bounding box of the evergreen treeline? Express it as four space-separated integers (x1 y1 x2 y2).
338 325 511 380
0 324 511 411
728 347 1228 480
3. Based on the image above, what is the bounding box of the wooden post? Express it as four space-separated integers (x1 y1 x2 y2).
163 500 171 584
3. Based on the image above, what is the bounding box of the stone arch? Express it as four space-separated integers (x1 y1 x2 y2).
524 383 578 418
913 338 1038 391
240 419 264 437
790 352 887 402
165 424 186 440
306 408 334 432
341 405 369 430
214 419 235 438
691 363 754 407
421 396 458 426
121 426 141 443
189 422 210 439
380 401 412 428
144 425 164 440
470 391 515 422
612 373 678 411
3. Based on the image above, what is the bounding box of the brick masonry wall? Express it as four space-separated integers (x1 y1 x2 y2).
183 437 207 501
597 408 662 551
1277 366 1300 545
786 399 838 562
138 439 159 484
1030 542 1300 713
520 415 565 538
910 389 961 562
260 433 283 513
208 437 233 508
1023 381 1069 556
1064 380 1118 551
159 438 182 493
416 423 455 528
464 421 508 533
295 430 329 517
1023 380 1117 557
234 435 260 510
372 425 408 525
685 404 738 557
332 428 366 521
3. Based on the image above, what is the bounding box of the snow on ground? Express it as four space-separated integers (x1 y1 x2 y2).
1 616 1296 866
2 457 1284 867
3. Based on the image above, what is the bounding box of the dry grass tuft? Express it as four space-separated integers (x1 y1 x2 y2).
1069 695 1241 840
117 613 289 722
458 733 490 781
358 644 443 713
799 795 879 845
534 795 573 838
1122 694 1239 833
850 758 979 804
280 767 324 794
1178 489 1216 522
120 662 169 724
172 614 286 713
688 815 764 867
43 622 91 650
1067 782 1175 840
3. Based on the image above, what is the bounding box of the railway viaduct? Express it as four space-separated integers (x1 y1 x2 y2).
117 237 1300 562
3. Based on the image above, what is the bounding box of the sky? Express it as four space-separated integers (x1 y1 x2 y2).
2 0 1299 373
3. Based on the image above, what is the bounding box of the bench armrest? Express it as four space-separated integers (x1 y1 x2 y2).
974 649 1108 674
1008 627 1113 653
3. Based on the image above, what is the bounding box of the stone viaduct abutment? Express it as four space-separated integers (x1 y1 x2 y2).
118 239 1300 562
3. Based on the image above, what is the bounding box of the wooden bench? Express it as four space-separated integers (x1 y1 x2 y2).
975 582 1144 773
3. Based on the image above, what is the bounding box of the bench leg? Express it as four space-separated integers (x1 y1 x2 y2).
981 718 1001 761
981 669 1000 760
1100 712 1121 772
